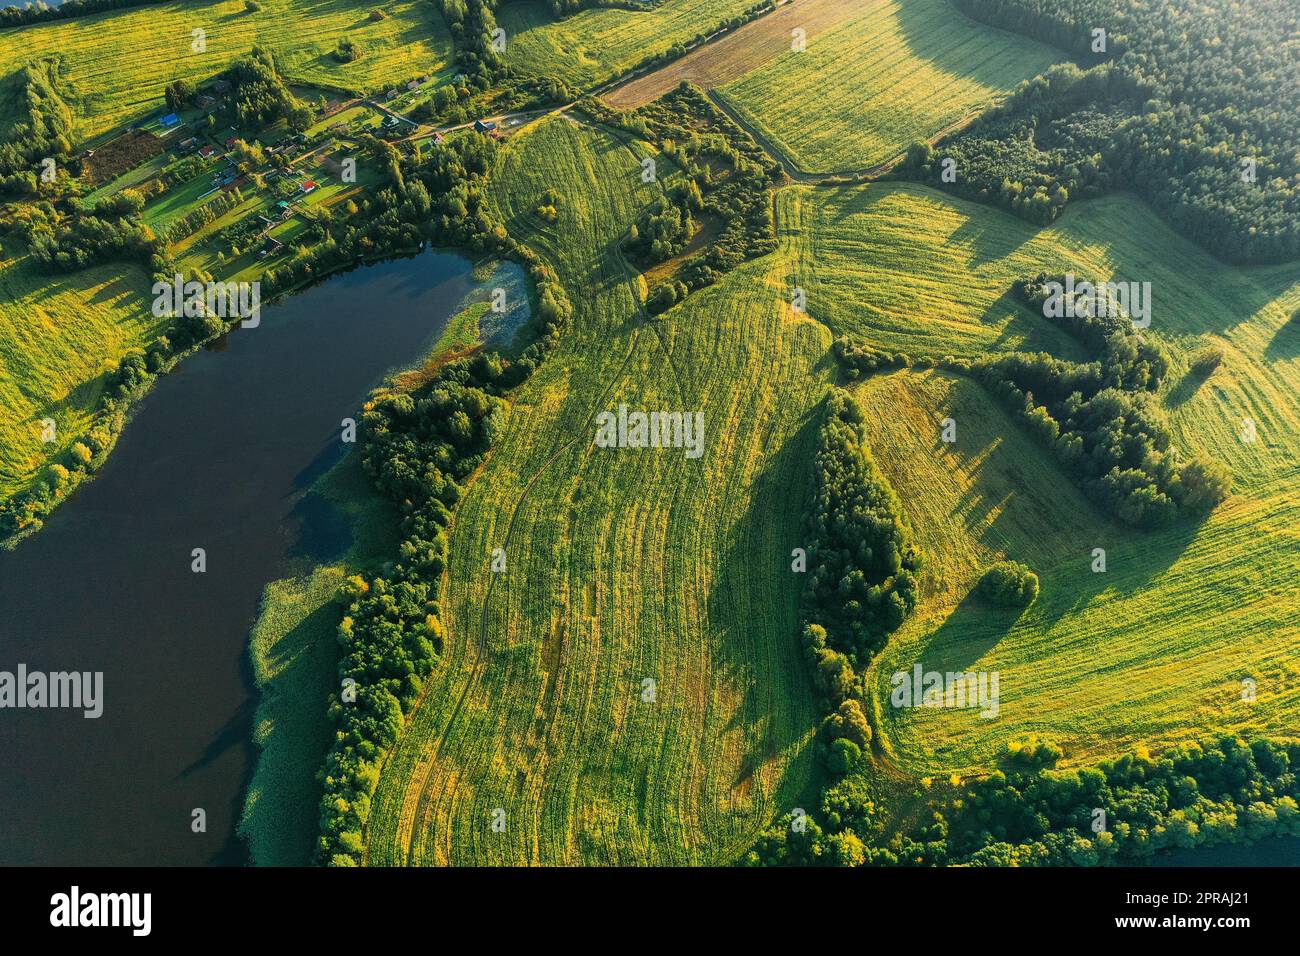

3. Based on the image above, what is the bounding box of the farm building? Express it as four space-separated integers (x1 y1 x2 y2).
196 94 216 109
299 179 318 194
474 119 497 133
198 145 216 159
159 113 180 128
179 137 198 151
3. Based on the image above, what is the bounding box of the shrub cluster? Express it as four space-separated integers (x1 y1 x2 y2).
582 84 780 314
977 561 1039 606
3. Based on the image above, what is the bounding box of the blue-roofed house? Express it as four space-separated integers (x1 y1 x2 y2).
159 113 181 128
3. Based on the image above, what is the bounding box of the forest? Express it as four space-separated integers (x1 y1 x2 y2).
903 0 1300 263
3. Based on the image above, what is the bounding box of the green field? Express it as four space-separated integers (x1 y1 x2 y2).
354 104 1300 858
716 0 1062 172
499 0 761 92
765 182 1300 774
0 0 452 141
364 114 824 865
0 248 158 499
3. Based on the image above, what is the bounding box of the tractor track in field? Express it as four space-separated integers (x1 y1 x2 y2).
391 137 681 860
704 89 984 184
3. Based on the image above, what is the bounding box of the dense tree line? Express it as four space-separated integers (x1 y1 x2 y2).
313 134 578 865
901 63 1128 225
0 0 164 28
890 736 1300 866
748 390 919 865
804 391 920 666
317 356 507 864
755 734 1300 867
0 59 76 197
905 0 1300 263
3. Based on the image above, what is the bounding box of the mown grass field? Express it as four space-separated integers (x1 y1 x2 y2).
0 247 158 499
715 0 1062 173
356 123 1300 858
364 114 825 865
604 0 863 110
0 0 452 141
499 0 761 92
771 182 1300 775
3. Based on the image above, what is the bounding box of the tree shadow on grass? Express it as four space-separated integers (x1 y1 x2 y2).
1265 317 1300 362
704 401 824 820
910 590 1023 675
1165 364 1216 409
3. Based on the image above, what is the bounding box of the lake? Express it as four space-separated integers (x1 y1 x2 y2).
0 250 475 865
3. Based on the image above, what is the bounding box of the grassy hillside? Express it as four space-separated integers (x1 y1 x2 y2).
0 247 159 498
778 182 1300 776
0 0 452 141
499 0 760 92
364 114 824 865
716 0 1062 173
357 137 1300 859
862 370 1300 775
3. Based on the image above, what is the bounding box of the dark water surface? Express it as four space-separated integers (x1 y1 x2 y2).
0 251 473 865
1151 836 1300 867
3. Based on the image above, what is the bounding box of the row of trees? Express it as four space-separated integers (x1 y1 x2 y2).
0 0 163 28
314 128 579 864
917 0 1300 264
0 59 76 197
318 359 507 865
748 391 920 866
892 736 1300 866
